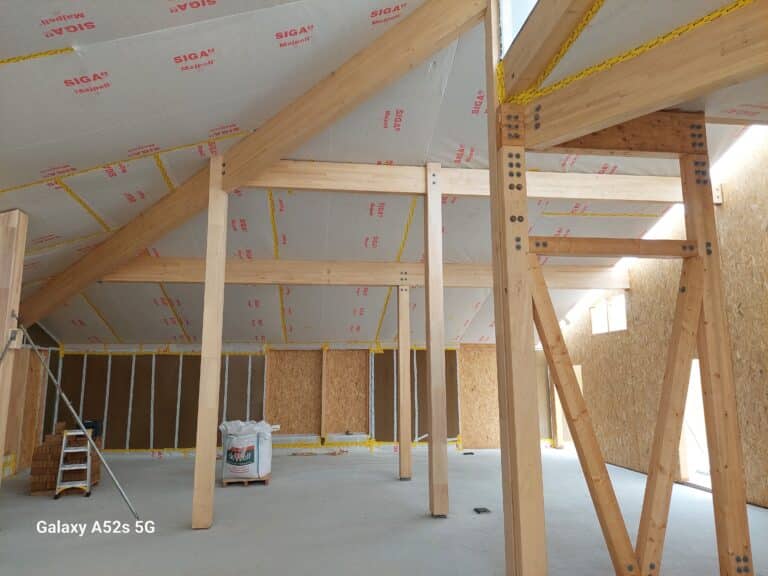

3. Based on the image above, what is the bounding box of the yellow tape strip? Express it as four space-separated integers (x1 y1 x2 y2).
81 292 123 344
0 131 245 198
0 46 74 66
1 454 17 478
373 195 418 346
496 0 604 104
267 190 288 344
153 153 176 192
503 0 755 104
158 282 191 343
55 177 111 232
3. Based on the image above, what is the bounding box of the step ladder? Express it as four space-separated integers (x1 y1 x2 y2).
54 429 92 499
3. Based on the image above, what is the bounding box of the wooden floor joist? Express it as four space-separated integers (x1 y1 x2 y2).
191 157 229 529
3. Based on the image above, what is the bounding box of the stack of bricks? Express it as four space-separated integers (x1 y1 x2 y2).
30 422 101 495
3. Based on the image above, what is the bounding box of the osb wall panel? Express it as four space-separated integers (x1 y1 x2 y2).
458 345 499 448
153 356 179 450
265 350 322 435
4 349 30 456
323 350 369 435
374 350 396 441
19 352 48 470
563 135 768 506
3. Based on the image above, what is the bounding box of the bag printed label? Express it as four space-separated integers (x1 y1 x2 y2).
226 444 255 467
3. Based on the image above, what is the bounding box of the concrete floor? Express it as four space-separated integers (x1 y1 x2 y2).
1 448 766 575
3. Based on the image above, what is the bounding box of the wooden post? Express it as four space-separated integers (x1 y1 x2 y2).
636 258 704 573
485 2 547 572
424 162 449 517
191 156 228 529
530 258 638 575
0 209 27 487
681 153 752 575
397 285 412 480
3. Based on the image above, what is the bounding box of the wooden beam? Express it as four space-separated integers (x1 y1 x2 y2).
501 0 597 94
3 349 31 476
681 154 752 574
19 0 485 326
0 209 27 488
530 237 697 259
241 160 683 202
102 257 630 290
424 162 449 517
550 111 709 158
487 0 548 566
191 157 228 529
530 256 639 575
397 285 412 480
223 0 485 187
523 0 768 148
636 257 704 574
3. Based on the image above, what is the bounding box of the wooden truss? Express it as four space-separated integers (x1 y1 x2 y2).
486 2 755 571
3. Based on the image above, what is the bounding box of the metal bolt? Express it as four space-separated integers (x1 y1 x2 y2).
515 153 521 159
649 563 656 570
627 564 634 572
517 215 524 222
534 122 541 130
516 184 523 191
680 286 687 293
535 104 542 112
542 241 548 247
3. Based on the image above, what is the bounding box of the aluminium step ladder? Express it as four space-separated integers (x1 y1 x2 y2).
54 429 92 499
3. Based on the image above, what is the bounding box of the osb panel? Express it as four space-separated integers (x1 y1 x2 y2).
265 350 322 435
18 352 47 470
323 350 369 435
374 350 396 441
563 136 768 506
458 344 499 449
128 356 152 449
4 349 30 456
154 356 179 450
104 356 132 449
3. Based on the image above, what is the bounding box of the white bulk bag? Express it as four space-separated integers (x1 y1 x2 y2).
220 420 272 480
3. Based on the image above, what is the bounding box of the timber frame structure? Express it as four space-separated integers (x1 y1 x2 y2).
7 0 766 573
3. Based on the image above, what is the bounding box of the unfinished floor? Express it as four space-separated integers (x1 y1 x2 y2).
1 448 766 575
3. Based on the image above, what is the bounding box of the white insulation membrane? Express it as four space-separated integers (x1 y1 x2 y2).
1 0 763 347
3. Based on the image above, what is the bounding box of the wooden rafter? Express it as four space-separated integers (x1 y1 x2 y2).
19 0 485 326
523 0 768 148
501 0 598 94
101 257 630 290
